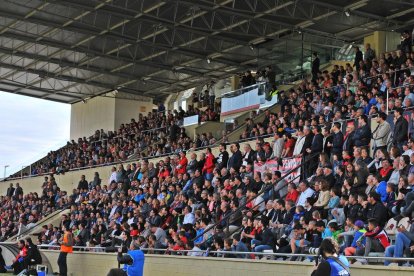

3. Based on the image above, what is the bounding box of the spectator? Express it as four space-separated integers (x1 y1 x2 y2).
393 107 409 151
356 218 390 256
228 143 242 172
372 112 391 152
311 52 320 82
384 220 414 266
77 175 88 191
216 143 229 170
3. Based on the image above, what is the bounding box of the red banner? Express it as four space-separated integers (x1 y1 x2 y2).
254 157 301 184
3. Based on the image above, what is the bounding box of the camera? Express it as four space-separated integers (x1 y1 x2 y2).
304 247 319 255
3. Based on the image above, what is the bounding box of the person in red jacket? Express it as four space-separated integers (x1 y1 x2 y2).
176 151 188 175
356 218 390 256
202 147 215 181
285 183 299 203
158 164 170 179
7 239 27 274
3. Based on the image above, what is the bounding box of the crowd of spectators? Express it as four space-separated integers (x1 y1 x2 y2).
11 101 222 179
4 39 414 269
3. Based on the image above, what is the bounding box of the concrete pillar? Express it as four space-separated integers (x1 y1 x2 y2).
231 75 239 90
364 31 401 58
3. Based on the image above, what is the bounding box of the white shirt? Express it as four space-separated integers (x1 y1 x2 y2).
188 246 204 257
293 135 305 156
183 213 196 225
108 171 117 184
403 149 413 156
253 195 266 212
297 188 315 207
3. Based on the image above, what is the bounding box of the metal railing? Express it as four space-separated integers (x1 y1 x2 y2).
192 153 315 243
27 244 414 262
220 82 267 98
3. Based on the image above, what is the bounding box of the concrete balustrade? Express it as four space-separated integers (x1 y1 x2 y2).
36 250 414 276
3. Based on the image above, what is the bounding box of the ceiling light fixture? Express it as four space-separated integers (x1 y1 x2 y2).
345 10 350 17
207 58 211 64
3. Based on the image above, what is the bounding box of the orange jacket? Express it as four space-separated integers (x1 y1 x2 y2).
60 232 73 253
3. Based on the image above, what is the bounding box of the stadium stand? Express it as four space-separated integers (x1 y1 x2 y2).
3 42 414 275
3 1 414 275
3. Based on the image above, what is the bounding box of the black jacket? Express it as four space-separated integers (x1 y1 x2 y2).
216 151 229 170
343 131 355 152
393 116 408 144
311 133 324 154
312 57 320 74
259 227 276 248
331 131 344 155
15 187 23 197
323 135 333 156
242 150 256 166
25 244 42 265
347 203 364 222
366 201 388 226
353 124 371 147
354 50 363 67
77 180 88 190
302 134 314 155
6 187 14 197
228 150 243 171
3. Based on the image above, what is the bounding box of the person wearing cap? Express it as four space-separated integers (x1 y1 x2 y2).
356 218 390 257
372 112 391 153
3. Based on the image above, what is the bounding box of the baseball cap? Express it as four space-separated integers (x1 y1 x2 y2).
354 220 364 228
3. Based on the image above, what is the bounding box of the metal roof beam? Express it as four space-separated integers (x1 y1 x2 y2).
303 0 402 25
48 0 254 46
0 45 175 85
0 60 146 94
0 9 242 68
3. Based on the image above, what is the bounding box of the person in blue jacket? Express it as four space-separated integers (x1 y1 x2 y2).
107 240 145 276
311 238 350 276
372 174 388 203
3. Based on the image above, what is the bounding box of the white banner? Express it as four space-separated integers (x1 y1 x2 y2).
183 115 199 126
221 87 260 115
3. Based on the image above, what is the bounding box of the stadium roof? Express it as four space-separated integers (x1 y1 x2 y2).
0 0 413 103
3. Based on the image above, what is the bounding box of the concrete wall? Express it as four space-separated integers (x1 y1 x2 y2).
70 92 154 140
364 31 402 57
70 96 115 140
195 122 225 140
114 93 154 130
35 250 414 276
